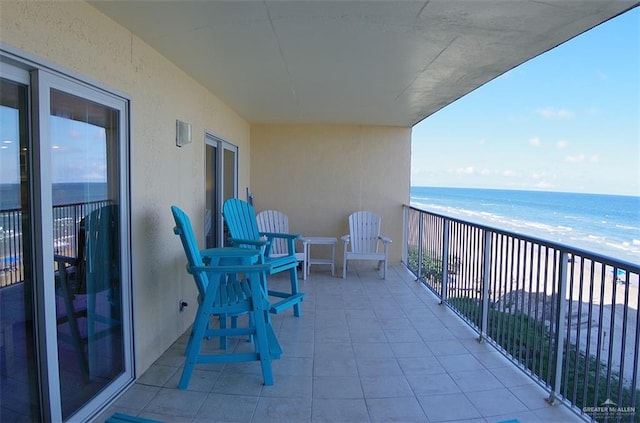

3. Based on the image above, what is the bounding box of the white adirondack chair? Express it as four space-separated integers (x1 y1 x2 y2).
341 211 392 279
256 210 305 264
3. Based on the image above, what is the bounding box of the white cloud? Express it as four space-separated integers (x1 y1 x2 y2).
537 107 575 120
590 154 600 163
556 140 569 149
502 170 518 177
530 172 545 180
529 137 541 147
479 168 492 176
455 166 475 175
534 180 554 189
565 154 586 163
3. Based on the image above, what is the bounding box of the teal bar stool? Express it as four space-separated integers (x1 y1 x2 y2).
172 206 282 388
222 198 305 316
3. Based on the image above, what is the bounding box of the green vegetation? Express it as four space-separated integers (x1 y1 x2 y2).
447 296 640 422
406 248 459 285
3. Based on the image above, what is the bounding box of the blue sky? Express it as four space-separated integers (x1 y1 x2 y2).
411 8 639 197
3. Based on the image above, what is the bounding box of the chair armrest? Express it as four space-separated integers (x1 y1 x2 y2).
378 236 392 244
190 263 272 274
259 232 301 240
227 237 268 247
54 254 78 265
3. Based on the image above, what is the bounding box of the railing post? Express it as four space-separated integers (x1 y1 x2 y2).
479 230 491 343
547 250 569 405
402 206 408 267
417 211 424 282
441 218 449 304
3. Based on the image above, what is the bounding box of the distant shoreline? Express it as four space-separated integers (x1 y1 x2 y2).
410 185 640 199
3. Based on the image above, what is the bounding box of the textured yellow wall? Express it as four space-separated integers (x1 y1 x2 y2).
0 0 251 375
250 124 411 263
0 1 413 380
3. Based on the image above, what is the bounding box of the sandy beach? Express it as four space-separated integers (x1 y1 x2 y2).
407 213 640 386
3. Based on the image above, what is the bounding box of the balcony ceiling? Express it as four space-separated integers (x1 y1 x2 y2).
90 1 638 127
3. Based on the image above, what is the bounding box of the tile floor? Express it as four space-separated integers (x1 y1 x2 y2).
93 264 585 423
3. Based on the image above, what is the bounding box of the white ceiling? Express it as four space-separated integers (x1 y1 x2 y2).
90 1 638 127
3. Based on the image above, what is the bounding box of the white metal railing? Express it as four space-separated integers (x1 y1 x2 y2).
403 205 640 422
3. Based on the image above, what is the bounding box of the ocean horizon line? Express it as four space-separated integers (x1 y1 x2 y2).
410 186 639 265
411 185 640 199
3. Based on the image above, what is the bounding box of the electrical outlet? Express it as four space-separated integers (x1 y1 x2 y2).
179 299 188 313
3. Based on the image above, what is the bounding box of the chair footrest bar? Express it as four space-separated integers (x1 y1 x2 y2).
267 290 306 300
269 293 306 314
204 327 254 338
194 352 263 364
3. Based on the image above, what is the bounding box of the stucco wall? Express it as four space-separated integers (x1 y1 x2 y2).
250 124 411 264
0 1 413 381
0 0 251 375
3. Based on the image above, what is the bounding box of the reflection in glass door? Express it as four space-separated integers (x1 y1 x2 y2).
205 134 237 248
0 77 40 422
205 142 217 248
1 59 131 421
49 89 124 419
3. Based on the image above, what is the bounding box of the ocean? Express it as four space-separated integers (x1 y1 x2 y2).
0 182 108 209
410 187 640 265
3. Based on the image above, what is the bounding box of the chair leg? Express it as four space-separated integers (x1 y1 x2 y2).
342 257 347 279
178 300 211 389
219 314 227 349
289 267 302 317
251 307 274 385
57 268 89 379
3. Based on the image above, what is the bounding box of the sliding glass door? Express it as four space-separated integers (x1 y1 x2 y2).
0 71 40 423
205 134 237 248
0 58 132 422
48 87 126 419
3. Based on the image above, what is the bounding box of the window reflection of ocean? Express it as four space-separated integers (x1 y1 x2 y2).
0 182 108 210
1 182 109 264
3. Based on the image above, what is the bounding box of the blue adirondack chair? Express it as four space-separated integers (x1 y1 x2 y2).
171 205 281 388
54 204 122 381
222 198 305 317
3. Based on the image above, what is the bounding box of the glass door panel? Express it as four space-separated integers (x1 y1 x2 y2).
0 77 40 423
223 148 236 203
49 89 124 419
205 135 237 248
221 145 237 246
205 144 217 248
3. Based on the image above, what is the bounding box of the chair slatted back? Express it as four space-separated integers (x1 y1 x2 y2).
222 198 262 248
349 211 382 254
82 204 119 294
171 206 208 297
256 210 289 255
222 198 305 316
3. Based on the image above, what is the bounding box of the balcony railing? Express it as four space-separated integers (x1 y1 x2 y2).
0 200 111 287
403 205 640 421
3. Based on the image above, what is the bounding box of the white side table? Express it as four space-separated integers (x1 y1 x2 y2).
301 237 337 279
